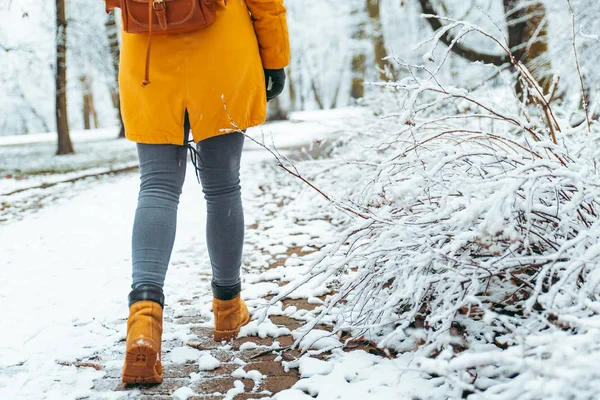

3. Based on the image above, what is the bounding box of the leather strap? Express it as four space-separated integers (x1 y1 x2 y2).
142 0 154 86
129 284 165 308
112 0 228 86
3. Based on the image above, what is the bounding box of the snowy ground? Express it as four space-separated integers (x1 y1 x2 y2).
0 109 346 197
0 109 354 223
1 109 439 400
8 104 599 400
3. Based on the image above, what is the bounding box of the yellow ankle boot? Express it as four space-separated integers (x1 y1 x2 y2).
213 295 250 341
122 285 164 384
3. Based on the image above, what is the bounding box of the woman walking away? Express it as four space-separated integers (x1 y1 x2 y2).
103 0 290 384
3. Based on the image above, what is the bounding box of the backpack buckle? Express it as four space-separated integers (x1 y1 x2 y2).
153 0 166 11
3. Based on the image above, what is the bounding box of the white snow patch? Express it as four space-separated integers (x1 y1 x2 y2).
239 319 291 339
307 297 324 305
298 356 334 378
198 353 221 371
239 342 259 351
223 380 245 400
171 386 196 400
168 346 201 363
293 329 342 351
273 389 312 400
277 350 445 399
242 281 281 300
232 367 265 386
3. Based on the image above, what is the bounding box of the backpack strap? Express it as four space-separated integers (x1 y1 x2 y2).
139 0 227 87
142 0 160 86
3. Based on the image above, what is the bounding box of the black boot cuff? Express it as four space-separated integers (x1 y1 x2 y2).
212 281 242 301
129 284 165 308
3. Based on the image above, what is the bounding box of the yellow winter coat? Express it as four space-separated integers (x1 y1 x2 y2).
117 0 290 144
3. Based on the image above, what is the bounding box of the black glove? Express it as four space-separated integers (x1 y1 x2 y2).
264 68 286 102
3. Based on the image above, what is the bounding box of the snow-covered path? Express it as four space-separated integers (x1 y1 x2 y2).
1 171 140 397
0 110 355 399
1 109 431 400
2 125 288 390
1 154 257 398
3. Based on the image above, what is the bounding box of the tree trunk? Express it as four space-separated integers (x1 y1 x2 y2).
105 11 125 138
81 75 91 130
351 3 368 100
417 0 509 66
367 0 393 81
90 91 99 129
82 90 90 130
522 2 552 93
418 0 551 93
266 97 288 121
287 64 297 112
503 0 527 61
504 0 552 93
56 0 74 155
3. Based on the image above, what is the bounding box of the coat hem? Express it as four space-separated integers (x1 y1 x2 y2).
125 118 266 145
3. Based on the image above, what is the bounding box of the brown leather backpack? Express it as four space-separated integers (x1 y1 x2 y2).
105 0 227 86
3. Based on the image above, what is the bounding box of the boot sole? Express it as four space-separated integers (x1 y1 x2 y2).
122 343 163 384
214 328 241 341
214 314 251 341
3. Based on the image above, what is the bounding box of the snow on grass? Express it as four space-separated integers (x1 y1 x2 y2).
0 128 121 147
0 128 137 181
245 107 371 151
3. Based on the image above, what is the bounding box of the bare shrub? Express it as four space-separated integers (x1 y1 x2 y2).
263 5 600 397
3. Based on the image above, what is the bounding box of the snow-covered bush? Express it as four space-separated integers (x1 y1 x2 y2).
269 4 600 398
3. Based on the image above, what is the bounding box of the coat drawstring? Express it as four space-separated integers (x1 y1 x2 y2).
143 0 166 87
141 0 229 87
142 0 154 86
186 141 202 183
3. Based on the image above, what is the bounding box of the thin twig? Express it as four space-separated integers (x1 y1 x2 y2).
566 0 592 133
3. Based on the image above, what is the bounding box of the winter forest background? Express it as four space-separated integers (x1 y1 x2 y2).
4 0 598 141
4 0 600 398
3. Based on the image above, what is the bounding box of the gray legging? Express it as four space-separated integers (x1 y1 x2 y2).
131 131 245 300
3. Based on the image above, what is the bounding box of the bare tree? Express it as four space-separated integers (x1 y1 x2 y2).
56 0 74 155
80 75 98 130
503 0 552 93
105 10 125 138
417 0 509 66
418 0 552 93
266 97 288 121
287 64 297 112
367 0 394 81
351 2 368 99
